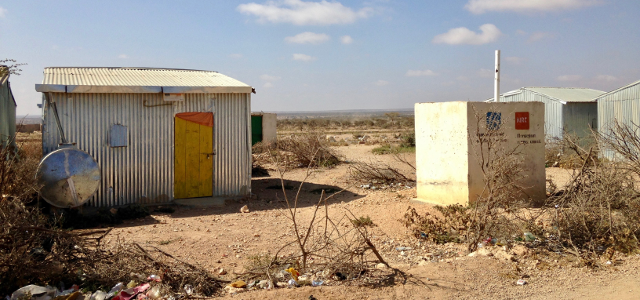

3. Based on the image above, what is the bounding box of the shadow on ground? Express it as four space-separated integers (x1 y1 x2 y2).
165 178 364 220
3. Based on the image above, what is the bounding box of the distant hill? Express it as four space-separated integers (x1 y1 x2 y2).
259 108 414 119
16 115 42 125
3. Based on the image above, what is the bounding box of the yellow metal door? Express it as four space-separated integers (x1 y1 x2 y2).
174 116 213 199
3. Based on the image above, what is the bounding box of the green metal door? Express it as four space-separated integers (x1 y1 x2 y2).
251 115 263 145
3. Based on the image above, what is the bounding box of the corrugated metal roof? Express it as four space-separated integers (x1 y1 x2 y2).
525 87 604 103
36 67 252 93
593 79 640 100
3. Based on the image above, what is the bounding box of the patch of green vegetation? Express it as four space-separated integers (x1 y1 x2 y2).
351 216 376 228
372 144 415 155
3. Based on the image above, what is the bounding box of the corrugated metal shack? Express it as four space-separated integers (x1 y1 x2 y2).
36 67 253 207
594 79 640 160
0 66 16 147
488 87 604 140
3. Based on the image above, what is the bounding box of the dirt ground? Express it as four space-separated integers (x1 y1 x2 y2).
108 144 640 299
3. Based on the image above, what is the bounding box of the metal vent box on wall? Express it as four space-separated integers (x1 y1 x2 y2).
414 102 546 207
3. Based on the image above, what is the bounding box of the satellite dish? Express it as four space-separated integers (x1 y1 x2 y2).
36 146 101 208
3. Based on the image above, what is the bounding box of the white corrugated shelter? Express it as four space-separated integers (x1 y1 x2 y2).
36 67 254 207
487 87 603 140
594 79 640 160
0 67 16 148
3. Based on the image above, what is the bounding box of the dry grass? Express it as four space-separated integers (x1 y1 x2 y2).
0 134 225 296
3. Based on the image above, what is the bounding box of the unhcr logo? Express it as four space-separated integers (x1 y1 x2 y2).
486 112 501 130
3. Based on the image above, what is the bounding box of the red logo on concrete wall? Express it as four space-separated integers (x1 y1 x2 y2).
515 112 529 130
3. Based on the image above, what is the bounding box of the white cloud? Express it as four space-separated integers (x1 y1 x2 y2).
433 24 502 45
263 82 274 88
341 35 353 44
528 31 553 42
464 0 601 14
292 53 317 62
505 56 524 65
374 80 389 86
285 32 330 44
0 7 7 18
516 29 527 35
237 0 373 25
118 54 129 59
260 74 281 81
557 75 583 82
477 68 494 78
596 75 617 82
229 53 243 59
406 69 437 77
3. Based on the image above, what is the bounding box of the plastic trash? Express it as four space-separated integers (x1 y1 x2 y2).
89 291 107 300
311 280 324 287
147 275 161 282
287 279 298 287
183 285 193 295
523 232 536 242
256 280 270 289
126 281 137 289
11 285 57 300
395 247 413 251
285 267 300 281
105 283 124 299
229 281 247 288
516 279 527 286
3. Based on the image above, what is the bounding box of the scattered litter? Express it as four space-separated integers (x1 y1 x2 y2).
605 261 612 265
218 268 227 275
183 284 193 295
311 280 324 287
523 232 536 242
240 205 250 213
285 267 300 281
516 279 527 286
229 281 247 288
10 285 56 300
287 279 298 287
147 275 161 282
90 290 107 300
395 247 413 251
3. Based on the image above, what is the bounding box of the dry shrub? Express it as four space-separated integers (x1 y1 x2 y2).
1 133 41 199
1 133 223 296
277 133 340 168
547 125 640 257
348 161 413 185
0 197 224 296
241 161 391 286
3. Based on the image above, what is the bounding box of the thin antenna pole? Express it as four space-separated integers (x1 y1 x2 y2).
494 50 500 102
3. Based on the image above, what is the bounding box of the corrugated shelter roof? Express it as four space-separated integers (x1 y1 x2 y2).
487 87 605 104
593 79 640 100
36 67 252 94
525 87 604 103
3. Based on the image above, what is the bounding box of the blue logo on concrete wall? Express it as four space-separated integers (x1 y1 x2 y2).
486 112 501 130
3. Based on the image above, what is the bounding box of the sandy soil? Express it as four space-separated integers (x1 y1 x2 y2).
108 144 640 299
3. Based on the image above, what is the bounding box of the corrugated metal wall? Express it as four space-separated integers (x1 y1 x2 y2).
562 102 598 141
498 90 564 139
42 92 252 207
0 78 16 147
596 83 640 160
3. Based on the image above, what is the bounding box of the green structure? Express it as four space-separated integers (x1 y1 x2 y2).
251 115 263 145
0 67 16 148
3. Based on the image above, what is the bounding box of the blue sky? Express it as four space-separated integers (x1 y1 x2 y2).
1 0 639 116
